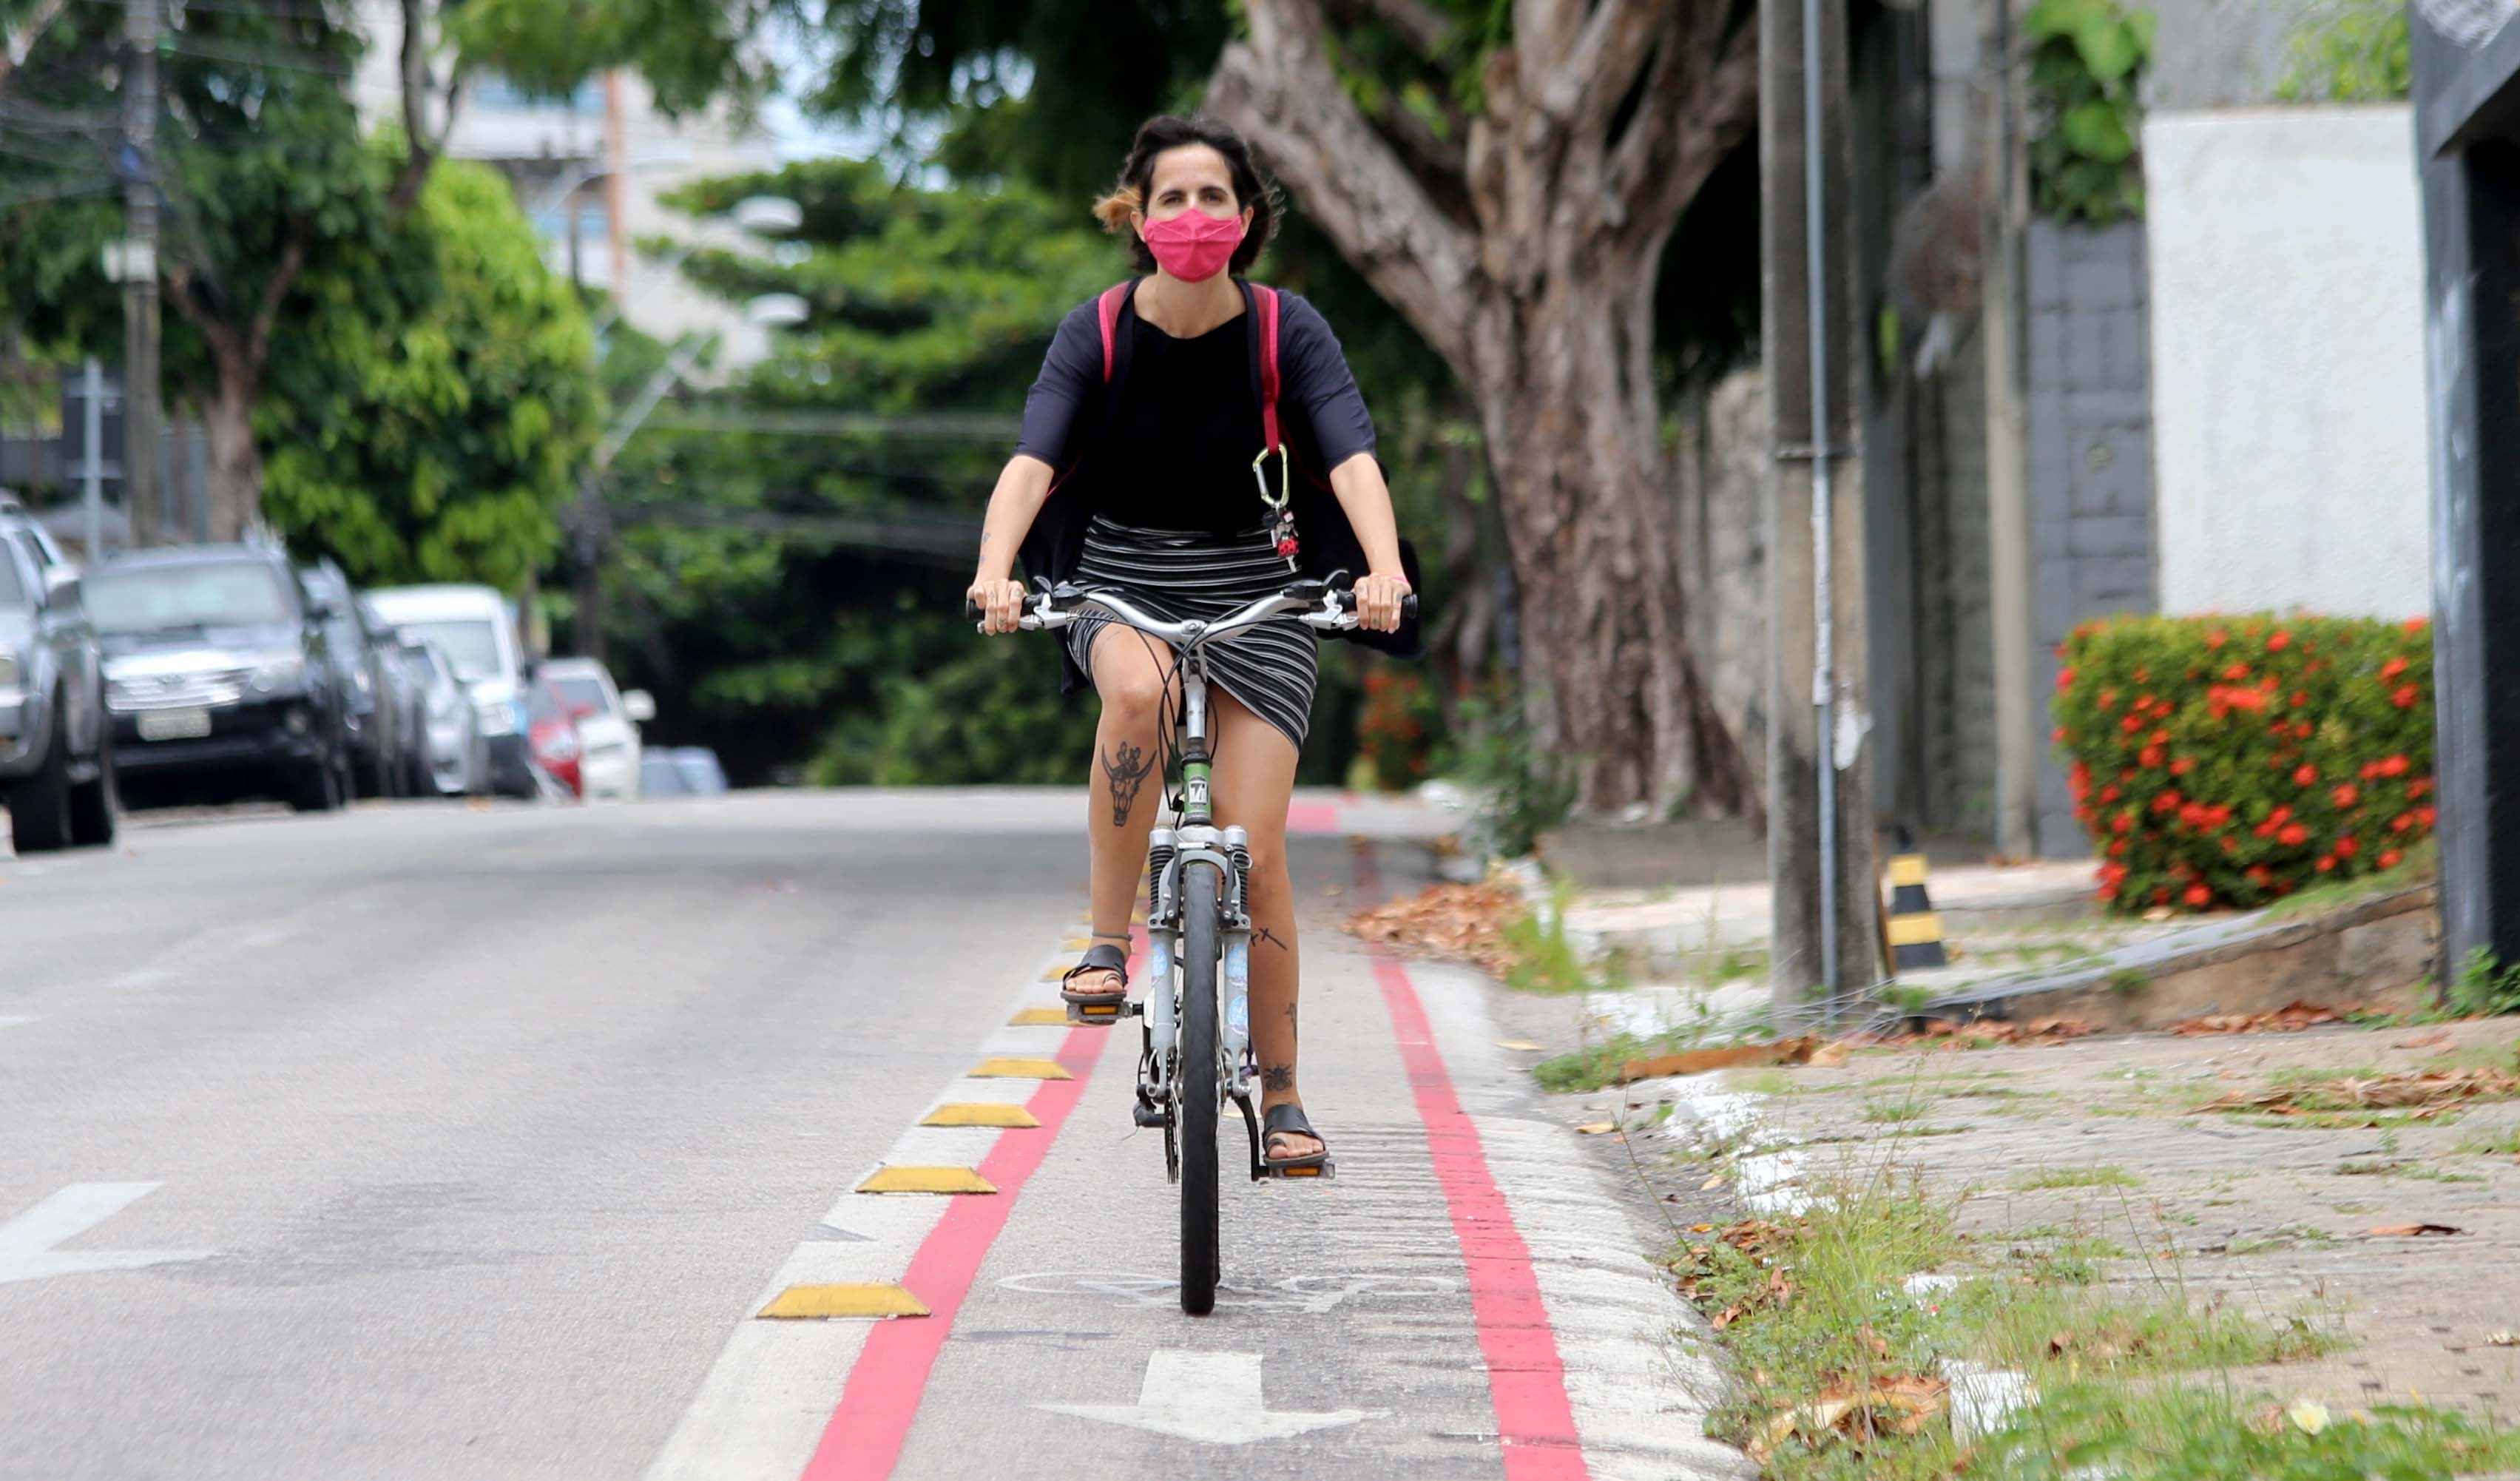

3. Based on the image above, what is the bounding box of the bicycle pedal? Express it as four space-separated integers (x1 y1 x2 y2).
1065 999 1131 1026
1257 1159 1335 1181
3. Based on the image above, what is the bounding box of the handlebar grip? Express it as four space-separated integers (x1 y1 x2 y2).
964 598 984 624
1330 590 1419 619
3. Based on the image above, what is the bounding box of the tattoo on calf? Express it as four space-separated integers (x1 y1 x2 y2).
1262 1064 1295 1093
1099 741 1155 826
1253 925 1290 952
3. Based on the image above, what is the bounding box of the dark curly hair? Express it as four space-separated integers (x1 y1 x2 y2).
1092 115 1281 277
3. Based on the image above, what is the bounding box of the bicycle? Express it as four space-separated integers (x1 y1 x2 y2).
968 570 1413 1316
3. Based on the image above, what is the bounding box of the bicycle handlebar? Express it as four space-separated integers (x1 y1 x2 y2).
965 573 1413 640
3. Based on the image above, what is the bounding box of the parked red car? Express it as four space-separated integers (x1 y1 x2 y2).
524 676 583 798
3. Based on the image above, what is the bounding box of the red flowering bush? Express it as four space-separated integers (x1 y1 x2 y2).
2053 614 2434 913
1357 665 1442 792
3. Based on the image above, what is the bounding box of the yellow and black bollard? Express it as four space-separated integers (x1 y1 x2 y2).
1883 840 1948 973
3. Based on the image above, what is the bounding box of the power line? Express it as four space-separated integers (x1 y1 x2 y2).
0 173 115 208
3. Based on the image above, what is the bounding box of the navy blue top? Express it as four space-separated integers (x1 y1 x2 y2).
1010 279 1416 692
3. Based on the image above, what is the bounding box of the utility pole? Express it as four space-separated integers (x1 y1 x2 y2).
1761 0 1879 1014
1979 0 2036 860
120 0 161 547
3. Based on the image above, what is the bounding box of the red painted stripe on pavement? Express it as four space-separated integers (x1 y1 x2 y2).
797 972 1126 1481
1357 846 1591 1480
1284 800 1341 834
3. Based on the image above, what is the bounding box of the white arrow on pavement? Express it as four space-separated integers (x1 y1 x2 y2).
1036 1349 1388 1444
0 1182 217 1286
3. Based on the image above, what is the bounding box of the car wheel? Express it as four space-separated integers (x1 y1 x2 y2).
69 729 118 849
288 746 344 814
5 701 74 853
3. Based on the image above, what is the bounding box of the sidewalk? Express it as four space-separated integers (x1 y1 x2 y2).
1608 1013 2520 1463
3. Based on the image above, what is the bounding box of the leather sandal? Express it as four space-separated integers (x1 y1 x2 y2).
1059 942 1129 1025
1260 1103 1331 1176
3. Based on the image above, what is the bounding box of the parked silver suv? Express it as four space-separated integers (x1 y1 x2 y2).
0 497 116 852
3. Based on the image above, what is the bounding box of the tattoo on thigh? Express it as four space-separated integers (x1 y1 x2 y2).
1100 741 1155 826
1262 1064 1295 1093
1253 925 1290 952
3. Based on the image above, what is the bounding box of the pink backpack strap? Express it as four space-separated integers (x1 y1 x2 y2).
1255 286 1283 454
1096 282 1130 382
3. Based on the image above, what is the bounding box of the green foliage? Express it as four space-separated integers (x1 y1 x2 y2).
1453 683 1575 860
260 156 600 591
2022 0 2155 224
1982 1389 2520 1480
2451 948 2520 1018
2275 0 2412 104
2053 614 2436 914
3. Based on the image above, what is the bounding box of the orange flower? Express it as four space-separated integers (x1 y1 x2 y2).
2316 855 2337 872
2098 688 2117 711
2378 755 2410 777
2055 667 2078 692
2279 823 2311 846
2222 662 2249 681
2206 630 2229 650
2184 885 2212 907
2394 684 2421 709
2380 656 2408 681
2170 757 2195 776
2336 836 2359 858
2268 630 2291 651
2332 783 2359 809
2379 849 2403 869
2293 763 2318 787
2112 813 2132 835
2405 615 2429 634
2139 744 2165 768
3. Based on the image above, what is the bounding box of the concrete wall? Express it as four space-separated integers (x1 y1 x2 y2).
1676 371 1771 806
2145 108 2431 621
2028 218 2160 856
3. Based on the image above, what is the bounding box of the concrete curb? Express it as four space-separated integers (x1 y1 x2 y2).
1916 883 2442 1030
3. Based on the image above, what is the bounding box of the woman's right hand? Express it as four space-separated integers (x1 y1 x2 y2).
968 576 1027 635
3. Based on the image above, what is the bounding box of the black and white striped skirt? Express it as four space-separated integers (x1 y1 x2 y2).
1065 515 1320 749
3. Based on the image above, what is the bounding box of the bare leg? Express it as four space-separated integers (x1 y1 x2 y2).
1209 689 1318 1159
1078 624 1179 993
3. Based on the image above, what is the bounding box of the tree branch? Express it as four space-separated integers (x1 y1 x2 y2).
1513 0 1586 76
1606 16 1757 254
1550 0 1671 136
164 262 242 370
385 0 465 214
1209 1 1480 367
243 222 309 371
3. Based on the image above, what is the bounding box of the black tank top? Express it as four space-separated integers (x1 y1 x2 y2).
1093 313 1266 536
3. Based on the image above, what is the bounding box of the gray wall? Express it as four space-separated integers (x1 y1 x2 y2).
2027 219 2159 856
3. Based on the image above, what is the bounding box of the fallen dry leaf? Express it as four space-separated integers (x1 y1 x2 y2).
2367 1222 2465 1238
1496 1039 1544 1052
2487 1332 2517 1347
1700 1173 1727 1190
2192 1067 2520 1118
1575 1123 1618 1136
1743 1376 1950 1463
1808 1041 1854 1068
1343 881 1525 974
2394 1030 2454 1050
2170 1002 2345 1036
1618 1036 1819 1083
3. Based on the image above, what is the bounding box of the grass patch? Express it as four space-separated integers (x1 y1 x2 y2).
2231 1108 2464 1132
2014 1164 2143 1190
2454 1125 2520 1156
1980 1383 2520 1480
1531 1033 1651 1093
1670 1152 2368 1480
1862 1099 1932 1124
2262 837 2438 923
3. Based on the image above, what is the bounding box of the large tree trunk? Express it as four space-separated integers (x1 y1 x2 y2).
1212 0 1760 816
200 363 263 542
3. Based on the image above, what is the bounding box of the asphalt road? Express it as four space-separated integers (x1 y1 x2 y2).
0 792 1737 1481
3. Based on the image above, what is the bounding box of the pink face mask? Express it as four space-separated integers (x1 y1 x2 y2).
1141 211 1244 283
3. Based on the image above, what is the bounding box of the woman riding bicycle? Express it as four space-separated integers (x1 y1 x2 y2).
967 115 1414 1173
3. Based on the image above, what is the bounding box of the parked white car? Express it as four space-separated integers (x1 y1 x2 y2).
363 584 536 797
536 657 652 803
395 633 487 795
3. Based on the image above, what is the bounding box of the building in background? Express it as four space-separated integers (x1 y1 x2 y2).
349 3 785 372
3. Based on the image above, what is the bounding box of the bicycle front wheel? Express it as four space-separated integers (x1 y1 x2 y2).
1177 858 1221 1317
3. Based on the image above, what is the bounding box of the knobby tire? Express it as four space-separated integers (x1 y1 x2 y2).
1178 860 1221 1317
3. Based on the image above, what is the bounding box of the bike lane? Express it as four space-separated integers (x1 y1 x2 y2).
646 830 1743 1481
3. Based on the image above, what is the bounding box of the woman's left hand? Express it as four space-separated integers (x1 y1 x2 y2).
1354 572 1411 635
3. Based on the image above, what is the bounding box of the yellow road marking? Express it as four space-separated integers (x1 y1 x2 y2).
857 1165 998 1195
756 1283 930 1319
1008 1006 1070 1025
922 1102 1041 1128
1061 936 1091 951
968 1057 1072 1080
